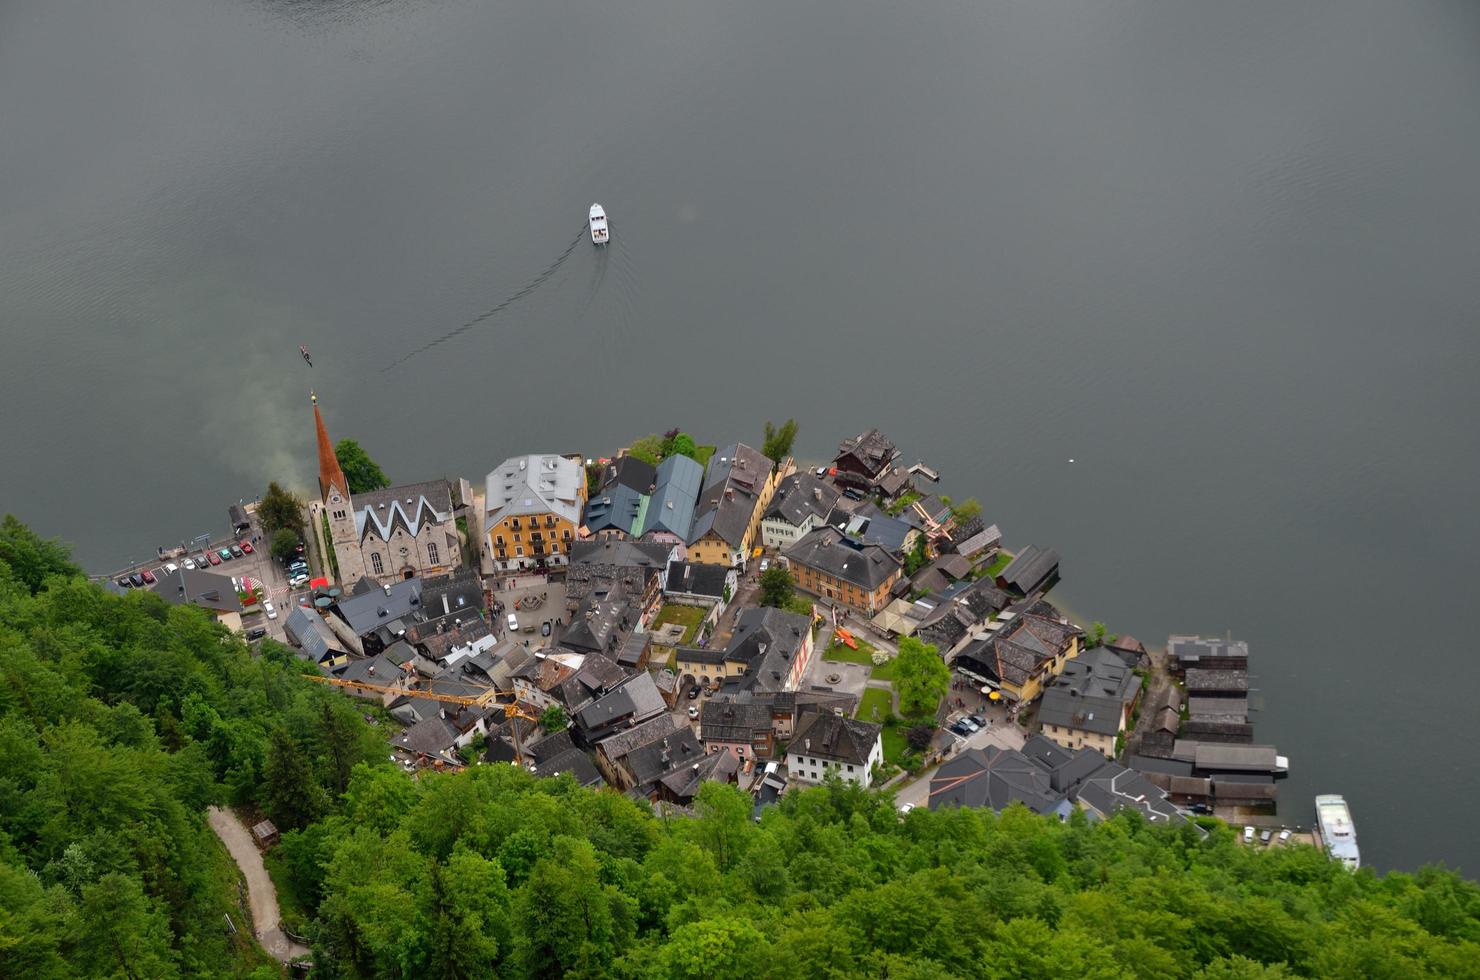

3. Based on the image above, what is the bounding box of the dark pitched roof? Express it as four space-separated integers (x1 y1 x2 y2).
726 607 813 692
764 472 840 526
569 537 674 570
625 728 704 787
659 748 738 801
789 712 880 766
833 429 900 478
523 727 576 763
336 578 423 635
575 672 666 733
532 748 604 787
665 560 730 599
928 746 1064 814
1037 689 1124 736
560 585 642 656
602 455 657 494
827 504 915 555
419 569 484 618
639 454 704 540
783 526 901 592
394 714 460 759
286 607 341 659
699 700 773 743
596 713 685 762
689 443 772 547
583 483 647 537
152 567 244 614
997 544 1060 594
352 480 455 544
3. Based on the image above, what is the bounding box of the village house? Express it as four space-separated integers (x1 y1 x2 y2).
994 543 1061 596
593 713 686 789
1036 647 1142 758
599 455 657 495
686 443 785 568
831 428 903 496
581 482 647 540
761 471 840 549
783 526 903 615
827 504 920 559
674 606 815 693
637 454 705 549
152 566 246 630
698 700 776 763
310 394 462 585
785 712 884 787
483 454 586 572
943 517 1002 564
951 609 1083 704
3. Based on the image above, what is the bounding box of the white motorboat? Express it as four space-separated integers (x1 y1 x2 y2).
589 203 609 244
1314 794 1360 870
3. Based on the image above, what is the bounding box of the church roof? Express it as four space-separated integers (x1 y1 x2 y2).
312 392 350 502
352 480 454 542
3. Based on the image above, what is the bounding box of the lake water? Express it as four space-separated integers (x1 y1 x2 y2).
3 0 1478 873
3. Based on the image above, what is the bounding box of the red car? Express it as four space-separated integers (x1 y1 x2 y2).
207 552 223 566
239 540 254 554
141 568 156 584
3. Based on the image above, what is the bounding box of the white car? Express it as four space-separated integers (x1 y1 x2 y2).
1243 826 1256 843
758 559 770 573
898 802 915 815
264 601 277 620
163 563 178 574
687 706 699 719
182 558 196 570
507 613 519 632
1278 829 1292 844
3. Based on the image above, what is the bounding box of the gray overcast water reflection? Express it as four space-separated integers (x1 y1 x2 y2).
3 0 1479 871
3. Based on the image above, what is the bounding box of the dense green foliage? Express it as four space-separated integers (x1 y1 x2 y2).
626 435 664 466
259 481 307 538
270 527 301 563
891 636 950 720
0 527 384 977
950 497 981 522
761 419 799 463
3 521 1480 979
334 439 391 494
758 566 795 609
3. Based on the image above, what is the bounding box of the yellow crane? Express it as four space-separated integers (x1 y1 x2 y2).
305 674 543 765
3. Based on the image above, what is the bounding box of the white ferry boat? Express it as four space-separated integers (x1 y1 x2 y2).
589 203 609 244
1314 794 1360 870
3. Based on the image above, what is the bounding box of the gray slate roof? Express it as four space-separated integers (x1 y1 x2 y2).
483 454 584 531
286 607 341 660
828 504 915 555
764 471 840 526
583 483 647 537
688 443 771 548
783 526 901 592
626 728 704 787
602 455 657 494
575 671 666 733
352 480 453 543
336 577 423 635
152 567 244 614
997 544 1060 594
699 700 773 743
665 560 730 599
789 712 880 766
833 429 900 478
532 748 604 787
639 454 704 540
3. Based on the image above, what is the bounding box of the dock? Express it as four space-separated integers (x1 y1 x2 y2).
908 461 940 482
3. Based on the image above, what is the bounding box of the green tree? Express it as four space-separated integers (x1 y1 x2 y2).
903 535 929 576
1087 621 1107 648
951 497 982 521
0 514 79 594
762 418 799 463
627 435 664 465
540 705 568 733
262 727 324 830
892 636 950 720
670 433 698 459
659 917 773 980
758 566 795 609
259 481 307 537
77 873 181 980
270 527 301 563
515 836 634 977
334 438 390 494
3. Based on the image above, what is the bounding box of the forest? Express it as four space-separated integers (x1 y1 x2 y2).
1 515 1478 979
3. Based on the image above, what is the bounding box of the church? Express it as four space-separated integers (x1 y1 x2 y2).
310 393 463 585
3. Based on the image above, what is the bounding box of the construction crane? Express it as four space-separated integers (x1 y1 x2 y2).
305 674 542 766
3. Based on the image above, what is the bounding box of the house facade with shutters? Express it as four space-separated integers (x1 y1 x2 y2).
483 454 587 572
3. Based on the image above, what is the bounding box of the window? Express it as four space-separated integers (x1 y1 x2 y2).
847 765 854 773
512 518 520 529
333 510 346 520
371 553 384 575
496 535 504 546
516 546 523 556
428 543 439 564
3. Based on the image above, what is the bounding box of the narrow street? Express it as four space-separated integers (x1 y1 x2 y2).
206 807 310 966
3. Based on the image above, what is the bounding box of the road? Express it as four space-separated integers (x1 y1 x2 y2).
207 806 310 966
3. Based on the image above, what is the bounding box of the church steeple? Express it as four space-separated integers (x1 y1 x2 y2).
312 391 350 502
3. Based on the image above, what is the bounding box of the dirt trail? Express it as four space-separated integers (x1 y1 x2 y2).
207 806 311 965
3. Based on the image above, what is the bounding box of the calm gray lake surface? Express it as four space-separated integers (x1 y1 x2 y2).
3 0 1478 872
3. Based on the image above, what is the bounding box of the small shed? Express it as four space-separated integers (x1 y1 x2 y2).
251 819 280 849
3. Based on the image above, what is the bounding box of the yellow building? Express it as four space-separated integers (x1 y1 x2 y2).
782 527 903 615
952 613 1083 705
483 454 587 572
686 443 787 568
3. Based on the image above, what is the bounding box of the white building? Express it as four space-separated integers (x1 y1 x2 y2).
761 471 840 550
785 712 884 788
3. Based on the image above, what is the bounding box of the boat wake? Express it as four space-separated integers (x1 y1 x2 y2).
380 229 585 372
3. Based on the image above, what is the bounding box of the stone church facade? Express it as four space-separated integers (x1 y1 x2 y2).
312 394 461 585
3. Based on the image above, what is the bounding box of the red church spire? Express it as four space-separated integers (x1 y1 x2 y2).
312 391 349 501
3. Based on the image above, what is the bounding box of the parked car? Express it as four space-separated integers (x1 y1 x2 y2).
140 568 156 584
288 574 309 588
1189 802 1213 815
815 466 827 477
898 802 915 815
506 613 519 632
541 621 552 637
163 563 178 574
116 577 133 589
968 713 987 728
182 558 196 570
687 706 699 719
1260 829 1273 845
1243 826 1256 843
686 686 701 700
263 601 277 620
959 718 979 733
127 572 144 587
230 544 244 558
842 488 865 501
758 559 770 573
949 722 970 737
239 540 254 554
219 548 234 561
207 552 222 566
1278 829 1292 844
245 626 268 640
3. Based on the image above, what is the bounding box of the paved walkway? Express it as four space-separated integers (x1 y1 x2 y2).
207 807 311 965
